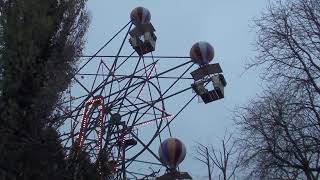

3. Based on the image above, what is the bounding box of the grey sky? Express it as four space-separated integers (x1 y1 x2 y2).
84 0 268 178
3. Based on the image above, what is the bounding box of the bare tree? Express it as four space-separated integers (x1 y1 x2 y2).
236 87 320 180
194 134 241 180
236 0 320 179
250 0 320 95
194 142 214 180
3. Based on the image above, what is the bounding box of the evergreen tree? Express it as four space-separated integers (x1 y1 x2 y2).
66 145 97 180
0 0 89 179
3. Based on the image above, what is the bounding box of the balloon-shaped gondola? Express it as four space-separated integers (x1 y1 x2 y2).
159 138 186 170
130 7 151 26
190 41 215 65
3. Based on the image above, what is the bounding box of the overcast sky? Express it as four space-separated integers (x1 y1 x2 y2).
84 0 269 178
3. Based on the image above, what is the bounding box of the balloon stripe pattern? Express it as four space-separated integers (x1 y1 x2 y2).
130 7 151 26
159 138 186 169
190 41 214 65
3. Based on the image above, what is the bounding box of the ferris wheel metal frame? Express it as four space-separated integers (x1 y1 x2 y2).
55 8 226 180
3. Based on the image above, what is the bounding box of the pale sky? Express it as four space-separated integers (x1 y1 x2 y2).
83 0 268 179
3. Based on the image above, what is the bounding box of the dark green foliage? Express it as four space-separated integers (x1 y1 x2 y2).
95 150 115 179
66 146 97 180
0 0 90 179
0 0 90 133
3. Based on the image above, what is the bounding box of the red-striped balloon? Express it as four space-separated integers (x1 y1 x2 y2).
158 138 186 169
130 7 151 26
190 41 215 65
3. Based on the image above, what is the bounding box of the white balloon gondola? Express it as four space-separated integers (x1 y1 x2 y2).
156 138 192 180
129 7 157 56
190 42 227 104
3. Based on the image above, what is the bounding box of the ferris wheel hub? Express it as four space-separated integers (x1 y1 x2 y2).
110 113 122 123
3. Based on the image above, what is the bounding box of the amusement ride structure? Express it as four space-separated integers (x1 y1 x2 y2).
57 7 227 180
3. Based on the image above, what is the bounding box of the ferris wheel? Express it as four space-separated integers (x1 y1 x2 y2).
56 6 227 180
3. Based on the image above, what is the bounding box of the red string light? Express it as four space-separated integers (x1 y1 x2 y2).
77 96 105 151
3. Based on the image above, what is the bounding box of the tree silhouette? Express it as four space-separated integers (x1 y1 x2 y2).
237 0 320 179
0 0 89 179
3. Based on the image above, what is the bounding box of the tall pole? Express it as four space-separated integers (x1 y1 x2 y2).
122 145 126 180
206 147 212 180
